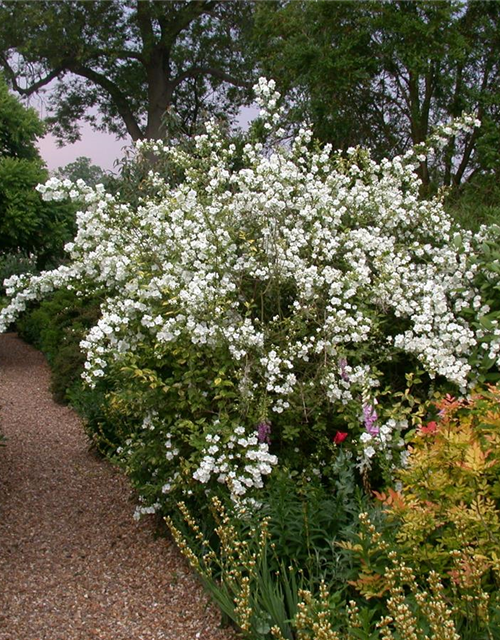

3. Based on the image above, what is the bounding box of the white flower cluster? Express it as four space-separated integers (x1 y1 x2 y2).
133 498 161 521
0 78 496 476
254 77 286 136
193 426 278 498
117 412 181 514
412 113 481 157
357 418 408 473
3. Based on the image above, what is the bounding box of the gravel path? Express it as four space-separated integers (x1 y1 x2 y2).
0 333 237 640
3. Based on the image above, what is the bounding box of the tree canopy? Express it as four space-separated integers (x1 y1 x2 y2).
1 0 499 190
0 69 45 159
253 0 500 187
54 156 111 188
0 74 73 265
0 0 255 143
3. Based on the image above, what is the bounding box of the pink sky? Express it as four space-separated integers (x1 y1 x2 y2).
37 121 129 173
36 107 258 174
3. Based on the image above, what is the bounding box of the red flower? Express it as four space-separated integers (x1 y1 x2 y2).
419 421 438 436
333 431 348 445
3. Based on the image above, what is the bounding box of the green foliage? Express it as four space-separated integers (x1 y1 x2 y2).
0 156 73 263
0 72 44 159
0 75 75 265
162 460 374 639
253 1 377 151
342 512 500 640
168 479 500 639
253 0 500 187
461 227 500 384
54 156 114 189
0 252 37 295
17 289 101 402
258 461 362 579
157 380 500 639
288 561 470 640
445 176 500 231
168 496 303 639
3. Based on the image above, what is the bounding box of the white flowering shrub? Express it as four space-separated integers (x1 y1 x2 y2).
1 78 499 509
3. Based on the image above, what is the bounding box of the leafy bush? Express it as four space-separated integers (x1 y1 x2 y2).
445 175 500 232
169 490 500 640
375 386 500 591
342 510 500 640
0 80 498 512
17 289 101 402
0 75 76 267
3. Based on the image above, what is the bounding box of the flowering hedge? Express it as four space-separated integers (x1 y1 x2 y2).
1 79 499 510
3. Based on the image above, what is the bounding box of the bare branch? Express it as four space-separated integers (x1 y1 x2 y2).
94 48 144 64
66 62 144 141
0 54 63 96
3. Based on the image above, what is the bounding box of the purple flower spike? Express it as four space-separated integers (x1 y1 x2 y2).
257 421 272 444
339 357 350 382
363 403 379 436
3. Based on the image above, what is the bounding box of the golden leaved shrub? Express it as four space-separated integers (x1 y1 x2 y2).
375 386 500 589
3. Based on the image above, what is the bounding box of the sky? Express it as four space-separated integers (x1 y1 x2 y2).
37 121 129 174
36 107 258 175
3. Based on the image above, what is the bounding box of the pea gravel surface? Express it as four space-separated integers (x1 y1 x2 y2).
0 332 238 640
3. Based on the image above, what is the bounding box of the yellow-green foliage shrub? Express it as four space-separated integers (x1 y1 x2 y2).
376 386 500 591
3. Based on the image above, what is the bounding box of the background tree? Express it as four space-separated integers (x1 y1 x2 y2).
253 0 500 189
374 0 500 188
0 74 74 272
54 156 112 188
0 0 255 144
252 1 379 152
